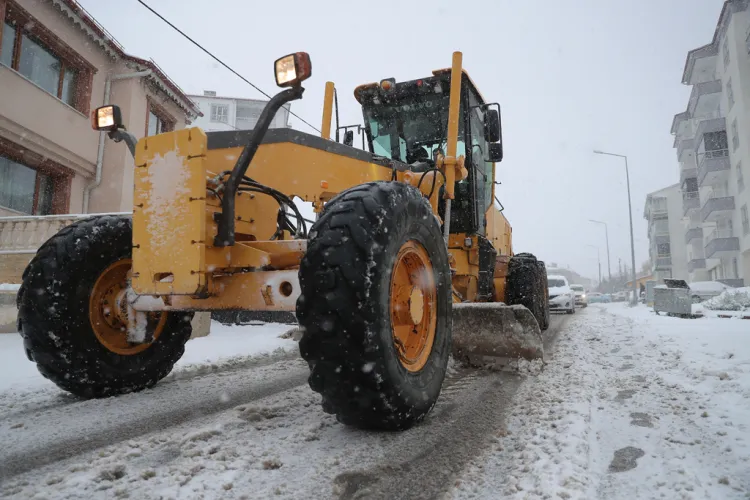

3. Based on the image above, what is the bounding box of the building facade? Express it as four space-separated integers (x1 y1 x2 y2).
0 0 201 219
188 91 290 132
643 185 689 282
669 0 750 287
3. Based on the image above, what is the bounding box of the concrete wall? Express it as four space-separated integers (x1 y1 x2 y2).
666 185 689 280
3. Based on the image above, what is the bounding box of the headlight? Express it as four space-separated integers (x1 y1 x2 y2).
274 52 312 88
91 105 122 131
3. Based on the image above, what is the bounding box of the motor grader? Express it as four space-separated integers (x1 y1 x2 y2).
17 51 549 430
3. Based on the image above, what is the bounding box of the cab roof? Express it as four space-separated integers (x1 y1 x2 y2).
353 69 487 105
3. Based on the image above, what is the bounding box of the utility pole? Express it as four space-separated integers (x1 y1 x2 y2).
593 150 638 306
586 244 602 286
589 219 612 282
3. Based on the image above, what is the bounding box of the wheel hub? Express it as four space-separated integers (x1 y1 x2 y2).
89 259 167 355
390 241 437 372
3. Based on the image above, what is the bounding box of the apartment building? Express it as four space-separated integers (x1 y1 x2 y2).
669 0 750 287
188 91 290 132
0 0 201 218
643 185 689 282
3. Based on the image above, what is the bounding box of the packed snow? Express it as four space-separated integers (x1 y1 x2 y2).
0 320 296 393
451 303 750 499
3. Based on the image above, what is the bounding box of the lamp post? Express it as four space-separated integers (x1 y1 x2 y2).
593 150 638 306
589 219 611 283
586 244 602 287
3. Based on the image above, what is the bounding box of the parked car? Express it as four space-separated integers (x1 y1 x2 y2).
587 292 611 303
688 281 735 303
570 284 588 308
612 291 628 302
548 275 576 314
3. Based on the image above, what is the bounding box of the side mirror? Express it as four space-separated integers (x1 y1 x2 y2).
274 52 312 88
487 142 503 163
343 130 354 147
484 109 501 143
91 105 123 132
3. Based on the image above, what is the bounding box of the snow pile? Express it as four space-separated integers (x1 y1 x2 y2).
702 287 750 312
0 283 21 292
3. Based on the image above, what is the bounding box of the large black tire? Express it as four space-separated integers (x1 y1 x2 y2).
17 215 193 398
296 182 452 431
506 253 549 331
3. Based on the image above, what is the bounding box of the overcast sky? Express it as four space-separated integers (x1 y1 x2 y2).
78 0 723 281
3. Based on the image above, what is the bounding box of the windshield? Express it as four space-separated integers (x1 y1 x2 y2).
570 285 584 291
548 279 566 288
363 93 465 163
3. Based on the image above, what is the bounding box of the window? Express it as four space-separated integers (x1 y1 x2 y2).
727 79 734 109
145 99 175 137
210 104 229 123
732 119 739 151
657 242 671 256
0 154 54 215
742 205 750 235
0 8 91 113
236 105 261 129
723 36 730 69
738 161 745 192
1 21 15 66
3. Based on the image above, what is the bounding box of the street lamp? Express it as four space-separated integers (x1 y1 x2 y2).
586 244 602 287
593 149 638 306
588 219 612 283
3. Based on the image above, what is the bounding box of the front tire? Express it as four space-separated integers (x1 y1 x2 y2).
17 215 193 398
297 182 452 431
506 253 549 331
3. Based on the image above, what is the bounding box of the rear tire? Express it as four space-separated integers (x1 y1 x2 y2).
506 253 549 331
17 215 193 398
297 182 452 431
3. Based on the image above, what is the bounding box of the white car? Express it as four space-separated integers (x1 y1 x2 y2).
688 281 734 303
570 284 588 308
548 275 576 314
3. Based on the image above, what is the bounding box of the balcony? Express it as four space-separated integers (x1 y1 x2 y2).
701 195 735 222
688 258 707 272
697 149 731 186
704 228 740 259
687 80 722 117
676 138 695 160
680 166 697 185
653 256 672 271
685 227 703 243
682 190 700 214
718 278 745 288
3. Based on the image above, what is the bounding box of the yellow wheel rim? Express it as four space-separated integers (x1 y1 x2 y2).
88 259 167 355
390 241 437 372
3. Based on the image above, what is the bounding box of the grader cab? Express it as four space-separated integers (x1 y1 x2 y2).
17 52 549 430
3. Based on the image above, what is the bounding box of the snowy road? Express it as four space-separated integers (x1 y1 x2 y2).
0 315 570 499
4 305 746 499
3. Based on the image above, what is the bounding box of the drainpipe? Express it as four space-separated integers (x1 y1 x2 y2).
83 69 153 213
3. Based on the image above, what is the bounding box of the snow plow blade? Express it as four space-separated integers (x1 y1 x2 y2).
451 303 544 370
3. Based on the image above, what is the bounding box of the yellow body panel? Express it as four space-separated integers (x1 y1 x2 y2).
132 128 208 296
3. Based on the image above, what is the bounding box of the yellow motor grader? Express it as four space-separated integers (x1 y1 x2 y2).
17 52 549 430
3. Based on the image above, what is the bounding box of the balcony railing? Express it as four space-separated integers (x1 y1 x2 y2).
698 149 731 186
704 227 740 258
682 190 700 214
654 256 672 268
688 258 707 272
701 195 735 222
685 227 703 243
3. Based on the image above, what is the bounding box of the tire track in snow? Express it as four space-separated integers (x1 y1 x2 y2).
0 358 309 480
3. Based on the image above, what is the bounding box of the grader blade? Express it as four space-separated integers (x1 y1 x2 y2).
451 303 544 370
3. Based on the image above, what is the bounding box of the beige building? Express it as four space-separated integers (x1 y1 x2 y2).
0 0 200 220
0 0 212 336
0 0 201 281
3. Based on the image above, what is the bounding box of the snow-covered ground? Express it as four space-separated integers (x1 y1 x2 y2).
451 303 750 499
2 307 748 499
0 321 296 394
